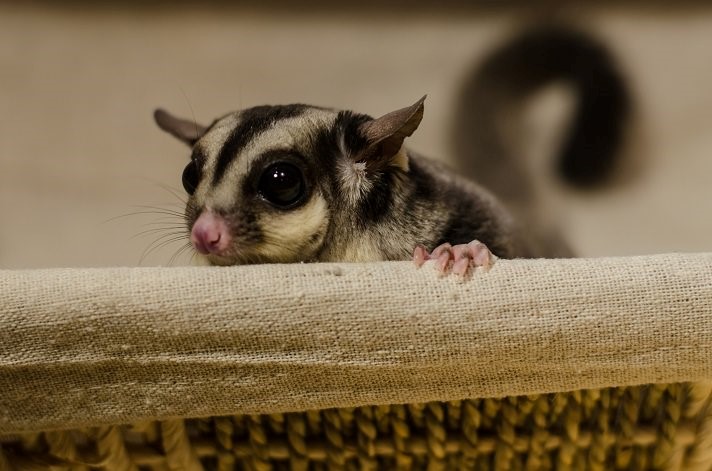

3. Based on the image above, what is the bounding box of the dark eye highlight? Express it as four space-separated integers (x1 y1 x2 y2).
258 162 306 208
182 160 200 195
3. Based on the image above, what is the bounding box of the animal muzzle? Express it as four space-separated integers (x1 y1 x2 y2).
190 211 231 255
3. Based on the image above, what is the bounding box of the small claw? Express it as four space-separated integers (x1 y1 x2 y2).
468 240 496 269
452 257 470 277
413 245 429 267
452 244 469 261
435 251 452 274
431 243 452 259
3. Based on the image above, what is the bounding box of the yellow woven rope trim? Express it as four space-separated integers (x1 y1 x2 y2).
1 383 711 470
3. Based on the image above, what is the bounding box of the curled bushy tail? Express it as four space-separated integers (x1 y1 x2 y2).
454 24 631 195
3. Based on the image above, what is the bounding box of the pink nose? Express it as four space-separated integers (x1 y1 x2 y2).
190 211 231 255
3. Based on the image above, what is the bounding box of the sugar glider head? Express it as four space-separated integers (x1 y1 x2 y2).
154 97 425 265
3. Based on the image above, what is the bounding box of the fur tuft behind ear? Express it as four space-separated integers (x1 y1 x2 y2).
359 95 426 165
154 109 207 146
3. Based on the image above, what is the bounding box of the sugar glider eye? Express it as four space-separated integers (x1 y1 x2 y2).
258 162 306 208
182 160 200 195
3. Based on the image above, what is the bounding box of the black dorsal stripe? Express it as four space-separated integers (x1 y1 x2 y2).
212 105 310 186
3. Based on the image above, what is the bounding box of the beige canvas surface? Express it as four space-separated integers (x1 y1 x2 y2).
2 253 711 434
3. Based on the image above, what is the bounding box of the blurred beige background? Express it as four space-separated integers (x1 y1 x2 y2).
1 3 711 268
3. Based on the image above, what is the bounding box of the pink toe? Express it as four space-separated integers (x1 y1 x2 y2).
452 257 470 276
435 251 451 273
431 243 452 258
413 245 428 267
452 244 469 261
468 240 495 268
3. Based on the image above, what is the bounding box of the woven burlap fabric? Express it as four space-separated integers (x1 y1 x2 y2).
1 253 711 435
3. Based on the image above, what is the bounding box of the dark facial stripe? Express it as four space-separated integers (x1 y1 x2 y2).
325 111 396 227
334 111 397 226
337 110 372 157
306 110 371 168
357 171 395 226
212 105 310 186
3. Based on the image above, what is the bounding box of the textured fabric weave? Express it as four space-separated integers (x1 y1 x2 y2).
1 254 712 434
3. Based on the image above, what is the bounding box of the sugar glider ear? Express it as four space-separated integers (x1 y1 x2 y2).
153 108 207 146
359 96 426 167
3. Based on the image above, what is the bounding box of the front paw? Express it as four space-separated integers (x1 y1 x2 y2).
413 240 497 276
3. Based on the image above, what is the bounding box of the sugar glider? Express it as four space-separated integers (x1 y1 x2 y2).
154 97 509 275
154 26 629 276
